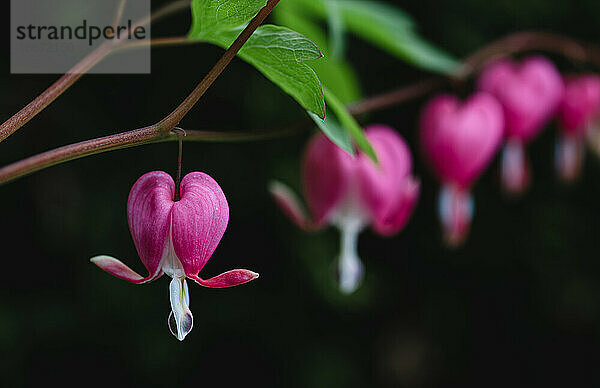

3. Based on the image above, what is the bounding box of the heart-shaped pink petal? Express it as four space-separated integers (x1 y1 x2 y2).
420 93 504 188
478 56 563 142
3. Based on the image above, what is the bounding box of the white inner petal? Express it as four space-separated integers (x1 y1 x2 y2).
438 185 474 231
501 140 526 191
161 217 185 278
555 135 583 180
334 214 365 294
160 217 194 341
168 277 193 341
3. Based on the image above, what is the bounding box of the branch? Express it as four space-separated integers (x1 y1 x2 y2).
0 127 161 183
0 0 281 185
2 29 599 185
112 0 128 30
348 77 446 115
461 31 600 74
119 36 194 50
0 0 191 143
349 31 600 114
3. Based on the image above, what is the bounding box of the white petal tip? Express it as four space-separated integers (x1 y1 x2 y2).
267 180 286 193
90 255 151 284
90 255 110 263
340 284 359 295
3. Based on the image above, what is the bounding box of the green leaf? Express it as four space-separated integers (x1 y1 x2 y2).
340 11 460 74
189 0 267 36
286 0 414 33
326 0 345 60
308 112 354 156
188 0 326 118
201 25 326 118
323 87 376 163
283 0 460 74
274 4 361 103
391 32 462 74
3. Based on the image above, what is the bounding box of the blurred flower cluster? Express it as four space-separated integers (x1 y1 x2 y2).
272 55 600 293
423 56 600 246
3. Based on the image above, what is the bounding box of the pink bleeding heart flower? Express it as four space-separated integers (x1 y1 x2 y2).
91 171 258 341
270 125 419 294
478 56 564 194
420 92 504 246
555 74 600 182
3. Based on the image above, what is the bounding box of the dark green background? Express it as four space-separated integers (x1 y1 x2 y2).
1 0 600 386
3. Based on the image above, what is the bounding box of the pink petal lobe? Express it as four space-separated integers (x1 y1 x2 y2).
302 133 355 224
171 172 229 275
372 177 420 236
268 180 321 231
420 93 504 187
355 126 420 235
478 56 563 142
90 255 162 284
559 74 600 135
127 171 175 276
189 270 259 288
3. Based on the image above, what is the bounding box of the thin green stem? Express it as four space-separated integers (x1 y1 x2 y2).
174 129 185 200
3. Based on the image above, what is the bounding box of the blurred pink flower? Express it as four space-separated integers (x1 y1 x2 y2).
556 74 600 182
420 92 504 246
91 171 258 341
478 56 564 194
270 125 419 293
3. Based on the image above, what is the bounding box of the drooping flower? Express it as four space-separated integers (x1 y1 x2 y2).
420 92 504 246
556 74 600 182
91 171 258 341
270 125 419 294
478 56 564 194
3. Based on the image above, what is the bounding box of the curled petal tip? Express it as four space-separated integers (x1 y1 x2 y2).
90 255 159 284
190 269 260 288
269 180 320 231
